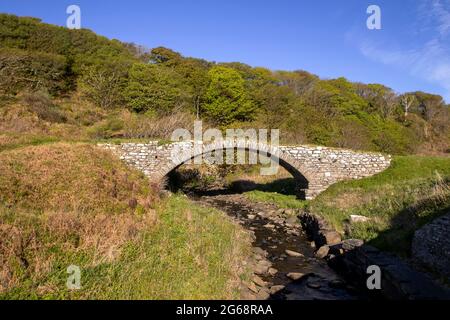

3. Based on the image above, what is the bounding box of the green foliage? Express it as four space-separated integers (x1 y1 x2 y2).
242 156 450 257
0 193 252 299
0 143 252 299
0 13 448 154
203 66 255 125
149 46 183 64
0 48 69 95
20 90 67 123
78 62 129 109
0 14 137 74
124 63 190 114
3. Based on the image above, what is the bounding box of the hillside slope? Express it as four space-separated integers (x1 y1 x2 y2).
0 143 251 299
0 13 449 155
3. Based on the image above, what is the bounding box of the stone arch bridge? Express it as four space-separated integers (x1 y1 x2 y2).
100 140 391 199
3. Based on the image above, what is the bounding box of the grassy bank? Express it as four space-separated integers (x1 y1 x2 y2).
0 143 251 299
310 156 450 256
242 156 450 257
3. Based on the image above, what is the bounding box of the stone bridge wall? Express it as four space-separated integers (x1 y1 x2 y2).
279 145 391 197
100 141 391 199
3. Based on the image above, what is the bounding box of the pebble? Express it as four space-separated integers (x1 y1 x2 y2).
315 245 330 259
285 250 304 257
350 215 371 223
254 260 271 275
252 275 267 287
329 279 346 288
269 285 285 295
246 281 259 293
253 247 267 256
254 265 268 275
268 268 278 276
256 290 270 300
287 230 300 236
307 282 321 289
286 272 305 281
257 212 267 217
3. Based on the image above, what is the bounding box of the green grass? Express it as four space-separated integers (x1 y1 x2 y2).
0 134 61 152
244 156 450 257
0 195 252 300
104 195 252 300
0 143 252 299
245 190 308 210
310 156 450 256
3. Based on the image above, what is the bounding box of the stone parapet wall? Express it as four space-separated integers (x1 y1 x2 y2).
279 145 391 198
99 141 391 199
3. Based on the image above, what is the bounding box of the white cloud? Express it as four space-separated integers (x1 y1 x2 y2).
360 0 450 101
431 0 450 35
418 0 450 36
361 40 450 100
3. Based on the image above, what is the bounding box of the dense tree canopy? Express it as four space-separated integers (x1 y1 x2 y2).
125 63 190 114
0 13 449 155
203 66 255 125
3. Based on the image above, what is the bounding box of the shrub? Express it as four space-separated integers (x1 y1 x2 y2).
20 90 67 123
124 63 190 114
121 110 195 139
87 117 125 139
78 63 128 109
0 48 69 95
203 66 255 125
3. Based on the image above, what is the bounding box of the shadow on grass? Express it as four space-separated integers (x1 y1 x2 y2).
167 168 300 197
228 178 298 195
366 200 450 258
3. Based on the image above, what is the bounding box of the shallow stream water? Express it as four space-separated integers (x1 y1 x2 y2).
191 192 366 300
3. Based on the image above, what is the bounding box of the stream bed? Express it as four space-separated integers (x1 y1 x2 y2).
191 193 367 300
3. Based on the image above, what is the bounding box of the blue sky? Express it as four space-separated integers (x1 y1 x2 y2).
1 0 450 101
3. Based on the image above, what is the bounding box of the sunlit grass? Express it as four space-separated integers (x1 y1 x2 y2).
0 144 252 299
243 156 450 257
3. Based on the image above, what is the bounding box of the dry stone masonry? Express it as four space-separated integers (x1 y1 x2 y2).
100 140 391 199
412 212 450 281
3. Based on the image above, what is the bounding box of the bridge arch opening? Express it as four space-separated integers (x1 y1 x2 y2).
163 146 310 199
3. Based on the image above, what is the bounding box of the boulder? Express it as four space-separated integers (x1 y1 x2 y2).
307 282 321 289
341 239 364 251
254 260 272 275
245 281 259 293
320 230 342 245
256 290 270 300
